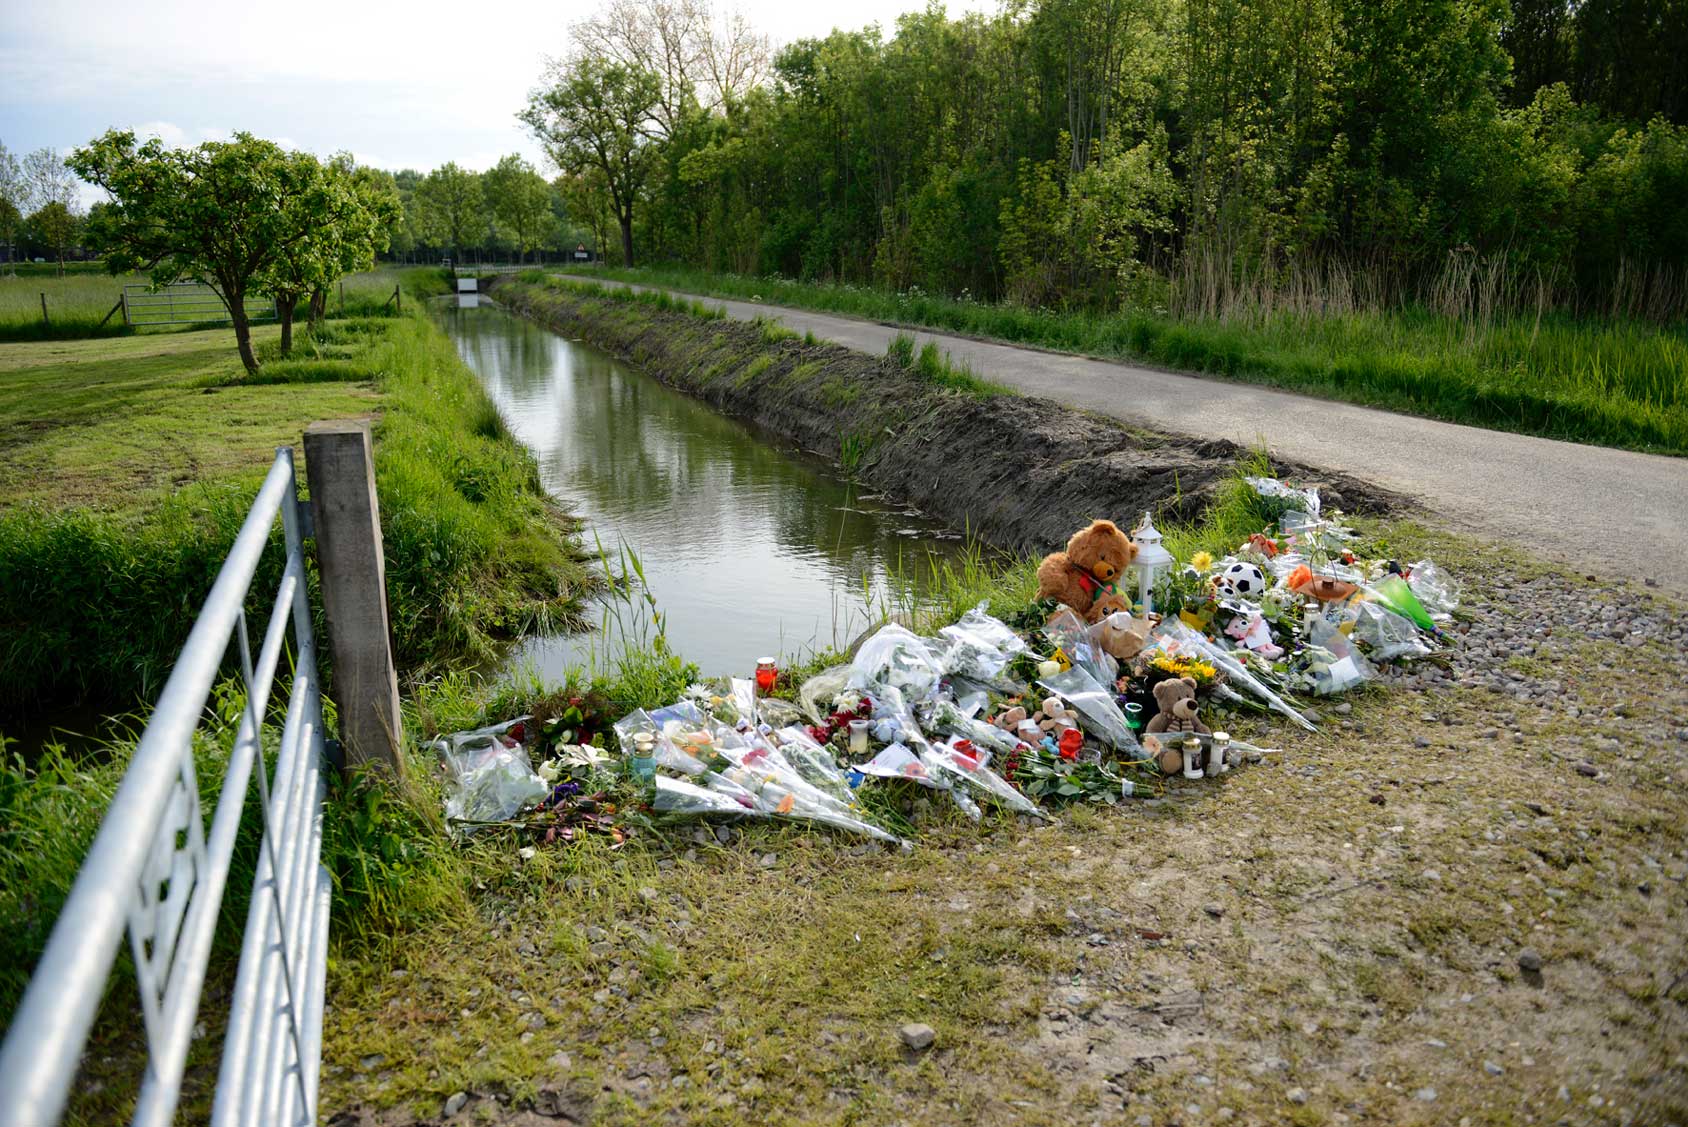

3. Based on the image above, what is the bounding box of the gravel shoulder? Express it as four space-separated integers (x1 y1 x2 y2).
588 279 1688 598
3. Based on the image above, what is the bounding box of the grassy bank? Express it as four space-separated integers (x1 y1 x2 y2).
0 300 590 719
560 264 1688 457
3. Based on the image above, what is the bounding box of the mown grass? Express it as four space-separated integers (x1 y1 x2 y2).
0 302 591 719
562 264 1688 456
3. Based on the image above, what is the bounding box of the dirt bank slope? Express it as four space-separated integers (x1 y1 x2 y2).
492 280 1400 554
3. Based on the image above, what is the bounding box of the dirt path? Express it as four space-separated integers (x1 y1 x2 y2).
588 279 1688 596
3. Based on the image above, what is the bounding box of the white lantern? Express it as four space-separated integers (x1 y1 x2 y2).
1131 511 1174 615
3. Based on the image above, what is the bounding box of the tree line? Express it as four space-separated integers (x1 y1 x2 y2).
534 0 1688 320
0 142 88 272
383 156 598 265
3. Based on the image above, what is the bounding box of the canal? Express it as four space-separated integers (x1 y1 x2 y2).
439 298 971 680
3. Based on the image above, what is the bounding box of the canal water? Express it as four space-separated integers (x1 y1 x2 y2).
439 299 970 680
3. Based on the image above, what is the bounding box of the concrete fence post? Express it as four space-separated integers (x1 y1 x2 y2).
302 421 406 776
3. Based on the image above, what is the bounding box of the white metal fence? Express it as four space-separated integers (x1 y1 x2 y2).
0 448 332 1127
123 282 278 327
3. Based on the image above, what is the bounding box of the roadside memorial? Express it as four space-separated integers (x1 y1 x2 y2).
432 476 1458 847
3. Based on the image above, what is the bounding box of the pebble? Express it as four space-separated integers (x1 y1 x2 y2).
358 1054 385 1070
1575 762 1599 777
1286 1087 1309 1105
638 887 659 903
1518 948 1544 972
758 852 778 868
443 1091 468 1117
1484 1060 1505 1075
1414 1088 1438 1102
1203 903 1225 918
899 1023 936 1051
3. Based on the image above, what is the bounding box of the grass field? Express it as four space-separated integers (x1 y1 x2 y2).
0 271 138 340
561 264 1688 457
0 299 591 716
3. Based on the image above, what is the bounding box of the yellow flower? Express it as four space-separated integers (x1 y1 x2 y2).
1190 551 1214 572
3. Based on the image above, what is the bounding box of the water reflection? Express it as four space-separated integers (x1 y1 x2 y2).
439 301 968 678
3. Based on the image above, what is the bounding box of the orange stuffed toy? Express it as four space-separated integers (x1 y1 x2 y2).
1036 519 1139 622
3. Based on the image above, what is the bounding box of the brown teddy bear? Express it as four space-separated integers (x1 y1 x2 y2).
1146 676 1210 736
1037 519 1138 622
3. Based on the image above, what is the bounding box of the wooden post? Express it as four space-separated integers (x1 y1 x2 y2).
303 421 405 776
394 284 401 314
39 293 48 325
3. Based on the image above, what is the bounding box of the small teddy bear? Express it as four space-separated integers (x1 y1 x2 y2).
1225 612 1283 659
1037 696 1080 735
1036 519 1139 622
1145 676 1210 736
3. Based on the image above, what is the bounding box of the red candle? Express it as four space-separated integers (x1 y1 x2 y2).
755 656 778 693
1058 728 1083 760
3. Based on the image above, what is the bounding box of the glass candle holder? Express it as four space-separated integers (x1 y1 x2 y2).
847 718 871 755
755 657 778 693
1122 701 1144 731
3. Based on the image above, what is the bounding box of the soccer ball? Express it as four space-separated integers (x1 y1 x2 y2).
1217 561 1266 600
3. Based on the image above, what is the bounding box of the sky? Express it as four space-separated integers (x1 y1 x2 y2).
0 0 995 198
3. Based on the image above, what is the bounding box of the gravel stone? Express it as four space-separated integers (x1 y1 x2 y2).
443 1091 468 1117
899 1023 936 1051
1518 948 1544 972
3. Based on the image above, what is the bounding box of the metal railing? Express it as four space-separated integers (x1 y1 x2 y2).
0 448 333 1127
123 282 278 327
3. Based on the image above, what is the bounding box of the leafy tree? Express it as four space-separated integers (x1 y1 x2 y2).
483 154 557 263
521 56 663 265
70 130 316 373
416 163 485 261
27 202 80 274
0 142 24 269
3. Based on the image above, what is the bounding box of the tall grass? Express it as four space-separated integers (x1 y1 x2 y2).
0 271 135 341
0 681 472 1029
563 263 1688 455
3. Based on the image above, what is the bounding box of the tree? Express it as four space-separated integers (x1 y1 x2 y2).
570 0 770 132
521 57 663 265
0 142 23 269
71 130 319 373
23 147 80 213
415 163 485 261
557 169 616 257
483 154 557 263
28 202 80 274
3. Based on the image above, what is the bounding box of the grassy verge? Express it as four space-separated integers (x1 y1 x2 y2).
560 264 1688 456
0 294 591 718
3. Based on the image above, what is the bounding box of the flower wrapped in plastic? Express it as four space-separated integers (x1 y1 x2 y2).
1035 665 1142 753
708 736 904 843
934 603 1028 689
769 725 855 802
849 623 944 702
923 735 1042 818
1406 560 1459 622
1150 617 1317 731
432 718 549 828
1042 608 1118 687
